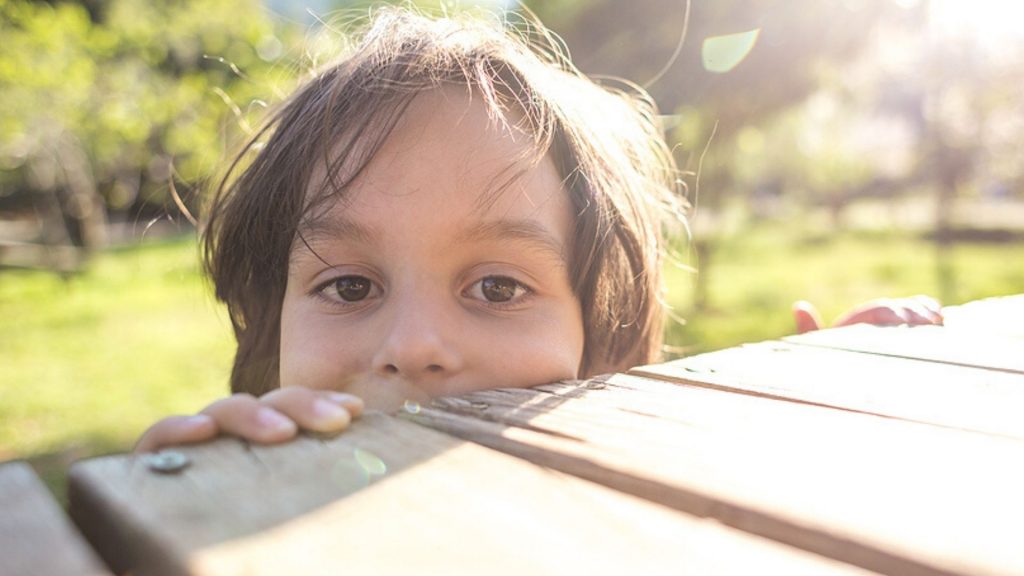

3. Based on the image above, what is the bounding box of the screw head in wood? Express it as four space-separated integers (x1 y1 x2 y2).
146 450 190 474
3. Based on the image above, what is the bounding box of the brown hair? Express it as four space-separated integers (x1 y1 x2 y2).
203 7 687 395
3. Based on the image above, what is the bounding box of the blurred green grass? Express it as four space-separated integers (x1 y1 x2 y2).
664 225 1024 355
0 236 233 468
1 226 1022 498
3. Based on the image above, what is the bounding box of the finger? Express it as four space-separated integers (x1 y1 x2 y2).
835 302 906 327
201 394 298 444
898 306 931 325
792 300 824 334
910 295 944 324
911 294 942 311
326 391 364 418
899 301 942 326
260 388 361 434
134 414 217 454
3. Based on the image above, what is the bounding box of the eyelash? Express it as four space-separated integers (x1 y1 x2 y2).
312 274 534 310
313 275 381 309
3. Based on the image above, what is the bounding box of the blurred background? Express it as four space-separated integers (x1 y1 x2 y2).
3 0 1023 493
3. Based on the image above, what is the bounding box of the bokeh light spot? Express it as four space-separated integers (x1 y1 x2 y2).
354 447 387 476
330 457 369 491
702 29 761 73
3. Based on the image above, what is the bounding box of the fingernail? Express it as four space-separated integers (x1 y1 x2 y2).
313 398 351 426
327 392 362 405
256 407 295 433
327 393 364 416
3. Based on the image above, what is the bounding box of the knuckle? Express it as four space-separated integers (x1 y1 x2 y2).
261 386 307 403
205 393 256 411
136 420 180 453
151 416 185 435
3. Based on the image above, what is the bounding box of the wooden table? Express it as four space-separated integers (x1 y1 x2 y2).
4 295 1023 575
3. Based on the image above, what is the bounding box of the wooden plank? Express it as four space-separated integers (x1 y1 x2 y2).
942 295 1024 338
784 324 1024 373
0 461 109 576
68 413 869 576
407 376 1024 576
631 340 1024 439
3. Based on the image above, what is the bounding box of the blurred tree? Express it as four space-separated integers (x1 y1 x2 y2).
527 0 907 310
528 0 1024 311
529 0 902 152
0 0 290 257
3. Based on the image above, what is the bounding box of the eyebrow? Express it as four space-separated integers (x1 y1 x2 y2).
454 219 568 264
294 215 567 264
296 216 381 248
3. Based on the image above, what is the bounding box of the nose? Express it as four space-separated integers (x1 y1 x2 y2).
371 295 464 383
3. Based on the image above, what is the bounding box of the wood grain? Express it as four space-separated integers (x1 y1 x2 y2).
632 339 1024 439
68 413 868 576
0 461 108 576
784 325 1024 373
407 376 1024 576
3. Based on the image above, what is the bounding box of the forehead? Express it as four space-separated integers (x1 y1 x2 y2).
298 86 571 249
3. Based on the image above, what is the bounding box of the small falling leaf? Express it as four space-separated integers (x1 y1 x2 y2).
354 447 387 476
702 29 761 73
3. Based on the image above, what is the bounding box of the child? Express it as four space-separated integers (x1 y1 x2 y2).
136 7 941 452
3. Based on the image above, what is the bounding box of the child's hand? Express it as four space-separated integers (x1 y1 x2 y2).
134 388 364 453
792 295 943 334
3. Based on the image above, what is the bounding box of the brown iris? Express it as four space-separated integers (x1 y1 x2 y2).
481 277 518 302
335 276 371 302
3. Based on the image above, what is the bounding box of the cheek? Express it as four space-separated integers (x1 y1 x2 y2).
551 294 586 374
558 307 586 377
278 297 368 392
479 302 585 384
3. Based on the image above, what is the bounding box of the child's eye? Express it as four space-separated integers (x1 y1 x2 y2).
466 276 531 305
317 275 379 303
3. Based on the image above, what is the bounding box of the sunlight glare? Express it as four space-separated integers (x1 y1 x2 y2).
930 0 1024 48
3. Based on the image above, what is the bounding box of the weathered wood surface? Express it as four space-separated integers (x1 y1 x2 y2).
0 461 109 576
68 413 868 576
942 294 1024 338
632 337 1024 439
406 374 1024 576
785 324 1024 373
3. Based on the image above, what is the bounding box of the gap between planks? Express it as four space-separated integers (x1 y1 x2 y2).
405 375 1024 576
0 461 109 575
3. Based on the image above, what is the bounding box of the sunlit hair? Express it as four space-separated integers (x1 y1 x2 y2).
204 7 688 395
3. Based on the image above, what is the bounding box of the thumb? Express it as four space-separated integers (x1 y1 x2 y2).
792 300 824 334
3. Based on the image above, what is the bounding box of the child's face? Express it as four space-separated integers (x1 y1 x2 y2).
279 88 585 410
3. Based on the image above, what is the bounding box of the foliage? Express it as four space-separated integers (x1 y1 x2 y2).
530 0 900 132
526 0 1024 314
663 221 1024 356
0 0 292 218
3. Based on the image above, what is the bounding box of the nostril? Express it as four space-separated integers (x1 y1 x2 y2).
379 363 445 376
